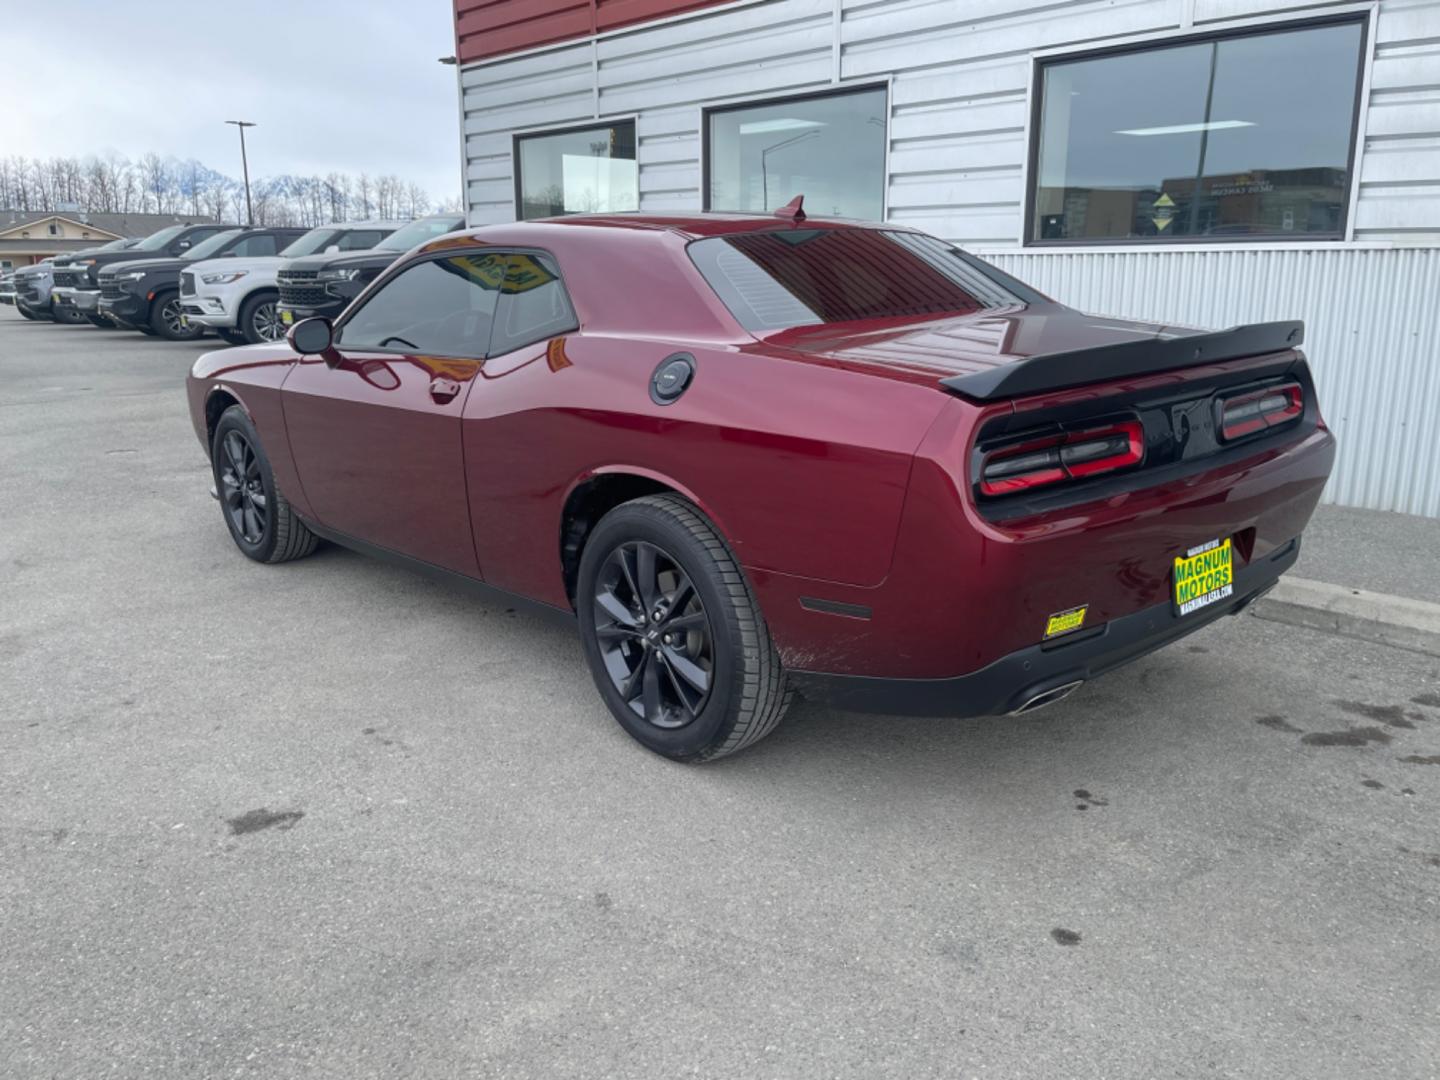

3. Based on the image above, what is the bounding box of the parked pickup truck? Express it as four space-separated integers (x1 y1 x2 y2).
59 222 230 329
181 221 400 345
50 238 143 325
276 214 465 327
98 227 305 340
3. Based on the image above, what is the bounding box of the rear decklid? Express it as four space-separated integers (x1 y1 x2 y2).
940 319 1303 400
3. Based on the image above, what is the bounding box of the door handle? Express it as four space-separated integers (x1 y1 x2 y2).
429 377 461 404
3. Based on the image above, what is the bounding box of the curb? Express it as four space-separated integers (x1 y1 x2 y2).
1251 576 1440 659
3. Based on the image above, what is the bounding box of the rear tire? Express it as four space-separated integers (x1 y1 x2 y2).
577 494 792 762
150 291 202 341
211 406 319 564
239 291 284 344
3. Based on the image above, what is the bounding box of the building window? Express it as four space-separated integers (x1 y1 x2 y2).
706 85 888 221
1028 16 1367 244
48 222 61 236
515 121 638 220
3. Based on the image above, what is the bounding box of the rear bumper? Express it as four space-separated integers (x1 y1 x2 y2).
790 535 1298 717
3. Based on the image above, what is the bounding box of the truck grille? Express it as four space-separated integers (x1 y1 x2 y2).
15 280 42 303
53 269 86 288
98 274 125 300
180 272 196 296
278 269 327 308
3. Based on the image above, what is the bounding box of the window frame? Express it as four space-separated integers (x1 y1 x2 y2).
699 79 892 221
332 245 576 361
511 116 640 221
1020 8 1373 249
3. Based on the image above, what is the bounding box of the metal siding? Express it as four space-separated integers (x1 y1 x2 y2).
977 247 1440 517
458 0 1440 514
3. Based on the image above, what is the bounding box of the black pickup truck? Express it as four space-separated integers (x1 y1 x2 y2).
98 226 305 340
49 237 143 325
276 214 465 327
57 222 230 330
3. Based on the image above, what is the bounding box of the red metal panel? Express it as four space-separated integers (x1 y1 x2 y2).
455 0 733 63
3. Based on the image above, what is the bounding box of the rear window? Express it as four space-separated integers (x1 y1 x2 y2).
688 228 1034 331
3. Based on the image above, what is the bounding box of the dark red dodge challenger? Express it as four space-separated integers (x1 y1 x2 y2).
187 205 1335 761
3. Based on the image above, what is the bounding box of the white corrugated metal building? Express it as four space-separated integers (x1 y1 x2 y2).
452 0 1440 517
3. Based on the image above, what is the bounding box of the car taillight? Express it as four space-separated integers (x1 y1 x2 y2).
980 419 1144 496
1217 382 1302 441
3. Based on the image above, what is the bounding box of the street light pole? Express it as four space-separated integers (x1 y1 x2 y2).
225 120 257 225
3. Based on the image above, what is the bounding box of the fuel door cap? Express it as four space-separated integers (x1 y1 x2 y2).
650 353 695 405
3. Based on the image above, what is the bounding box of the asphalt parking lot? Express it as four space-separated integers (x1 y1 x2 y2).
2 305 1438 1080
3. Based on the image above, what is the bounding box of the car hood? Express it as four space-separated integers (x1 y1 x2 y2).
186 255 285 277
762 302 1205 388
14 264 52 280
104 256 189 276
281 249 397 273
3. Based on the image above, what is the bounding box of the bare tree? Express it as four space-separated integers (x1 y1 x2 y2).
356 173 373 218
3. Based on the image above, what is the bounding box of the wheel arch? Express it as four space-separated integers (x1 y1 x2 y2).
558 466 736 609
202 384 254 458
238 284 279 311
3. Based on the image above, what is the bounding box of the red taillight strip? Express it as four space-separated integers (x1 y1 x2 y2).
980 419 1144 497
1218 382 1303 441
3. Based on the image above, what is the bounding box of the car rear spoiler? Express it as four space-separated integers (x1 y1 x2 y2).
939 320 1304 402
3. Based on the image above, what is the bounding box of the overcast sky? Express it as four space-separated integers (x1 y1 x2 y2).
1 1 462 201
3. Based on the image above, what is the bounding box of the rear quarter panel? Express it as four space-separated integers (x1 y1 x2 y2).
461 334 949 606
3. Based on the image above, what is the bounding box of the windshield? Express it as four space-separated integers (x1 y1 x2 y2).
280 228 342 257
377 217 464 252
181 229 244 261
97 237 135 251
687 228 1038 332
133 225 187 251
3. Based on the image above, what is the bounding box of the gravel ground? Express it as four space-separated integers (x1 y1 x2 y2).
2 306 1438 1080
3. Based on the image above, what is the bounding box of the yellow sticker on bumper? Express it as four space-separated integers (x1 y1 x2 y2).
1044 606 1088 640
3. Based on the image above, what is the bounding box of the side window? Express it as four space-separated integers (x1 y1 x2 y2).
232 234 278 257
339 230 382 250
337 253 505 358
488 252 577 355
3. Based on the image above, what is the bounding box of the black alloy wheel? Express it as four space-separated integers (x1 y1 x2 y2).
577 495 792 761
210 406 319 564
593 540 715 729
152 292 201 340
219 428 269 546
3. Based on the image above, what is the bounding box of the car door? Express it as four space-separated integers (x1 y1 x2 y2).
281 250 506 576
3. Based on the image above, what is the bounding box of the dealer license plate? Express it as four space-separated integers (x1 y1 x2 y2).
280 309 294 325
1173 538 1234 616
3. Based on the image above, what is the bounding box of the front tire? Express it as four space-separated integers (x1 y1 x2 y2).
577 495 792 762
150 291 202 341
211 406 319 564
239 291 284 344
16 304 39 321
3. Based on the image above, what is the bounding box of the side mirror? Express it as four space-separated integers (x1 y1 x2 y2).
176 239 191 251
324 244 340 254
287 317 339 366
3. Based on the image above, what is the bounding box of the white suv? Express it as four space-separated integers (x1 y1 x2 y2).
181 221 402 344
